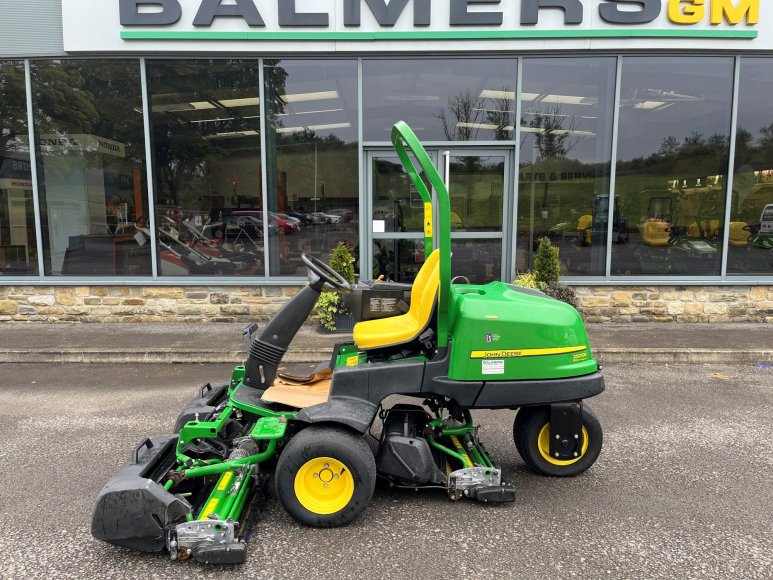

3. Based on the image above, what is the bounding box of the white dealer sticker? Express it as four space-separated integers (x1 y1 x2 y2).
482 360 505 375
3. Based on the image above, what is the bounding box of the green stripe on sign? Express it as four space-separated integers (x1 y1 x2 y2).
121 29 759 42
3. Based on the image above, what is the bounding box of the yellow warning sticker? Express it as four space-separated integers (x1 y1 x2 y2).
470 346 586 359
424 202 433 238
346 355 360 367
200 498 219 520
217 472 233 492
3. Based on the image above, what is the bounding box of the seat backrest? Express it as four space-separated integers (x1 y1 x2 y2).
410 249 440 327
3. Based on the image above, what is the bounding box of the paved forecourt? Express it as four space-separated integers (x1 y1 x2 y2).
0 362 770 579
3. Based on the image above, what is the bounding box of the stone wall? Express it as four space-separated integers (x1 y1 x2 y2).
0 285 771 323
575 286 773 323
0 286 298 323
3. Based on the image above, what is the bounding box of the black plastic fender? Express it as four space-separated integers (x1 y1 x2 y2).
473 371 605 409
294 397 379 434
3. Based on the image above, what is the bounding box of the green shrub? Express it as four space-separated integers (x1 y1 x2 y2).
534 237 560 286
314 242 355 331
541 282 578 308
314 291 342 332
515 240 577 309
514 272 539 289
329 241 356 284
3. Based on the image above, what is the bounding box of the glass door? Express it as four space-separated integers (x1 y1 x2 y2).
445 151 508 284
366 151 437 283
365 149 510 284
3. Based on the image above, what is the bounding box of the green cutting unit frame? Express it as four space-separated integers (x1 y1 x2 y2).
92 122 605 565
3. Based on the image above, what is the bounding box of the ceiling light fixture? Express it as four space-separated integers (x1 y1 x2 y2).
308 123 352 131
281 91 339 103
633 101 672 110
383 95 439 102
472 107 515 115
479 89 515 101
203 130 259 140
541 94 598 106
550 129 596 136
219 97 260 108
457 122 514 131
276 126 305 134
295 108 345 116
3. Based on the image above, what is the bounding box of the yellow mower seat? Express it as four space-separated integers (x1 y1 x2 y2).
642 219 670 247
354 249 440 350
729 222 749 247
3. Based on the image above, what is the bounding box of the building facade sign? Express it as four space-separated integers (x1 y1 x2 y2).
62 0 766 52
38 135 126 159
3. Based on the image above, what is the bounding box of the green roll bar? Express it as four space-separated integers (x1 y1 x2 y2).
391 121 451 349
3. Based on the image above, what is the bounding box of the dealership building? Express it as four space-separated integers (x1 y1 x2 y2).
0 0 771 324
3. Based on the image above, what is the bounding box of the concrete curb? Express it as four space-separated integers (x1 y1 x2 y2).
0 348 326 365
595 348 773 365
1 347 770 365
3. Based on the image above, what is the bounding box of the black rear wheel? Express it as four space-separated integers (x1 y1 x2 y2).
275 426 376 527
514 404 602 477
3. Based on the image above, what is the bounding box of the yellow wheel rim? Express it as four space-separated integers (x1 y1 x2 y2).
537 424 589 466
294 457 355 515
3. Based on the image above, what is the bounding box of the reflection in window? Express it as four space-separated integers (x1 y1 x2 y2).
371 239 501 285
449 155 504 232
265 59 358 277
728 58 773 276
147 60 263 277
371 155 430 235
517 57 617 277
0 60 37 275
372 239 423 283
612 57 734 276
363 59 517 142
452 239 502 284
31 60 149 276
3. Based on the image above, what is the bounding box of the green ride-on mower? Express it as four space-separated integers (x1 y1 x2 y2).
91 122 605 565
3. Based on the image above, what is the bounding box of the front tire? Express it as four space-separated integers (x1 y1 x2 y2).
275 426 376 527
514 404 602 477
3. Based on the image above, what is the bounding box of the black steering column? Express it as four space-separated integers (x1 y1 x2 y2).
244 253 348 391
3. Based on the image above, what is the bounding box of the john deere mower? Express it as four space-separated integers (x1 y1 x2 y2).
92 122 605 565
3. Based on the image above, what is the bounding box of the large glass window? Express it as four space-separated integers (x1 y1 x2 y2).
728 58 773 276
516 57 617 277
612 57 734 276
264 59 358 277
147 59 263 277
31 60 149 276
0 60 37 276
363 59 517 142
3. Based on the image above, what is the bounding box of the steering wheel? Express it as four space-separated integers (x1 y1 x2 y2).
302 253 352 293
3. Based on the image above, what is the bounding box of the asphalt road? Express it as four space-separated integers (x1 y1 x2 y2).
0 362 770 580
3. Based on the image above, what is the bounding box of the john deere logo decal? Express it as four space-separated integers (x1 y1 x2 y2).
471 346 586 359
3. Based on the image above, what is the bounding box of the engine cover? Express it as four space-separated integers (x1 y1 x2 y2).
376 404 445 486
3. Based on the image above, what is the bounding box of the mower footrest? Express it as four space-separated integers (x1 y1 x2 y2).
469 485 516 503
